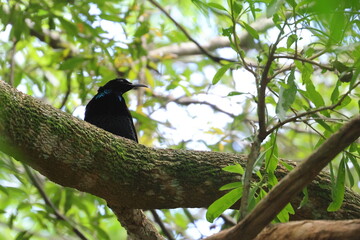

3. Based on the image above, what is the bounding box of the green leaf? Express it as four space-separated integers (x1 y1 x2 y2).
99 14 123 22
15 231 32 240
134 22 150 38
222 163 244 175
345 160 354 187
240 21 259 39
206 187 243 223
327 158 346 211
286 34 298 48
330 80 341 104
299 187 309 208
253 148 271 173
348 153 360 179
305 81 327 114
313 118 333 132
232 1 243 16
265 133 279 186
332 60 350 72
219 182 242 190
276 69 297 121
330 12 346 43
59 18 78 36
64 189 73 214
59 57 88 70
267 0 285 18
212 63 235 85
296 62 313 85
276 203 294 222
227 91 245 96
0 185 9 196
208 2 228 12
222 27 233 37
93 226 111 240
265 133 279 173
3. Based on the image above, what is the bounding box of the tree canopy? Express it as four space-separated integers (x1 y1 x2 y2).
0 0 359 239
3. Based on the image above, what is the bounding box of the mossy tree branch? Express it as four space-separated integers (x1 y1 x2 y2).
0 80 359 220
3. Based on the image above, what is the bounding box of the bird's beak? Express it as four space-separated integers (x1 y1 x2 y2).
132 83 148 88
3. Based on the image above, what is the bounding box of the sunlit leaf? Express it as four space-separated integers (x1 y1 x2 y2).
286 34 298 48
206 187 243 223
212 63 235 85
276 69 297 121
299 187 309 209
222 163 244 175
219 182 242 190
240 21 259 39
208 2 228 12
328 158 346 211
227 91 245 96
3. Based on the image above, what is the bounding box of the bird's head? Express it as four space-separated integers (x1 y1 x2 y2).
98 78 147 95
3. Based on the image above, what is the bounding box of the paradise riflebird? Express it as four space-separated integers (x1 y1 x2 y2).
84 78 147 142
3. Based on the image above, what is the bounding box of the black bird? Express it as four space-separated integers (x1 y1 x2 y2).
85 78 147 142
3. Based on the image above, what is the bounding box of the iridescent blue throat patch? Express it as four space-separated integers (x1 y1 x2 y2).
95 89 112 99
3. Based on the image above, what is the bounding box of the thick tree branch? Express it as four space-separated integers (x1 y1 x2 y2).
0 80 360 220
254 220 360 240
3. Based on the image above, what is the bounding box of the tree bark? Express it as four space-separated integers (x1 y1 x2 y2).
254 220 360 240
0 80 359 220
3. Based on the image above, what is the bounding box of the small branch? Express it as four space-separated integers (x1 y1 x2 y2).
151 92 237 118
58 72 72 109
266 81 360 137
147 0 231 63
150 210 175 240
220 214 236 226
257 23 286 141
273 55 333 71
8 38 19 86
270 49 328 79
23 165 88 240
229 4 254 76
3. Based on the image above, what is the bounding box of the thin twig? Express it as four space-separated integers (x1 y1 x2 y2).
8 38 18 86
273 55 333 71
151 92 237 118
271 49 328 79
58 72 72 109
147 0 232 64
150 209 175 240
257 23 287 141
266 81 360 137
23 164 88 240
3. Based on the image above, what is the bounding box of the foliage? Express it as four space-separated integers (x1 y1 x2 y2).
0 0 359 239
